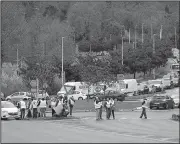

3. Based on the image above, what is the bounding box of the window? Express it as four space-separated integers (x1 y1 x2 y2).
76 91 80 94
20 92 25 95
166 96 170 99
126 84 128 89
11 92 19 97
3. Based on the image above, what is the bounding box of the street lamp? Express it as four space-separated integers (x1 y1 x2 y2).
135 25 137 49
152 34 157 79
61 37 65 86
122 37 124 65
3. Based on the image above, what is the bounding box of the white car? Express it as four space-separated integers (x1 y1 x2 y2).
1 101 21 120
68 91 87 100
171 94 179 107
36 90 49 99
6 92 31 101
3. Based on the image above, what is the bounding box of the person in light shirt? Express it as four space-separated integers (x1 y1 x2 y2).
110 98 115 119
18 98 26 120
140 98 148 119
94 97 101 121
31 98 38 118
37 98 47 117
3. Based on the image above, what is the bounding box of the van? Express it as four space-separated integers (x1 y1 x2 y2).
57 82 89 96
120 79 138 95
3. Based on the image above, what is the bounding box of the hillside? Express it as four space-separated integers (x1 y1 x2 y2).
1 1 179 64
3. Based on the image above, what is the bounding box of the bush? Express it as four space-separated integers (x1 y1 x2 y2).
2 64 28 96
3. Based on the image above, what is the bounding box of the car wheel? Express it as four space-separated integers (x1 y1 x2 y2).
78 97 83 100
171 104 174 109
164 103 168 109
1 118 8 120
15 118 20 120
150 106 153 109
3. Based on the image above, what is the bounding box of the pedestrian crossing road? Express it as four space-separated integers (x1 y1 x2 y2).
1 109 179 143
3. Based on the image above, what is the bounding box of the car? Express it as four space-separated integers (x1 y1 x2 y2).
94 90 126 101
6 92 31 102
36 90 49 99
1 92 5 100
148 79 164 92
68 91 87 100
171 94 179 108
1 101 21 120
149 94 175 109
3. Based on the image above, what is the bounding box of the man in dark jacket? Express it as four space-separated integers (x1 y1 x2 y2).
69 96 75 116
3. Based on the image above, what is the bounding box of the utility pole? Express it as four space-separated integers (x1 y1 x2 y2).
152 34 156 79
175 27 177 48
151 23 153 39
90 44 92 53
122 37 124 65
135 25 137 49
160 25 163 40
129 28 131 44
142 23 144 44
61 37 64 86
16 48 19 70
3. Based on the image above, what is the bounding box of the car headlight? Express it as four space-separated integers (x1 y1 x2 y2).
2 111 8 115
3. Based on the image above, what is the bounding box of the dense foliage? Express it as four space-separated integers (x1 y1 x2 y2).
2 2 179 94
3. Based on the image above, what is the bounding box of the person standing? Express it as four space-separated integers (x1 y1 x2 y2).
18 98 26 120
69 96 75 116
31 98 38 118
110 98 115 119
140 98 148 119
51 97 56 117
99 98 103 120
37 98 47 118
94 97 101 121
104 98 111 120
26 98 32 119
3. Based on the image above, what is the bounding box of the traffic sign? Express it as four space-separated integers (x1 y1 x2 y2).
30 80 37 87
117 74 124 80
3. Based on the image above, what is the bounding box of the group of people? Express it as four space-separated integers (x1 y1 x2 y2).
17 97 49 119
94 97 115 121
94 97 149 120
16 94 76 120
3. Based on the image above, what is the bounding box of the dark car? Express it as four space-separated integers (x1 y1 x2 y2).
93 90 126 101
149 94 175 109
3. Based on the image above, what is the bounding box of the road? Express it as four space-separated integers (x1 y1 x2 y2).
2 109 179 143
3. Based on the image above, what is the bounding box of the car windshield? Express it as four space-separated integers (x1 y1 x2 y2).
149 81 161 84
153 96 166 99
1 102 16 108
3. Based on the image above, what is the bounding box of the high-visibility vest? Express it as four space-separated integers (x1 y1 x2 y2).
142 100 148 108
106 101 111 108
39 100 46 108
94 101 101 109
20 101 26 109
32 100 38 108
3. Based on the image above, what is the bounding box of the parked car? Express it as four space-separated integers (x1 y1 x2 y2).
94 90 126 101
68 90 87 100
36 90 49 99
149 94 175 109
6 92 31 102
1 101 21 120
1 92 5 100
148 79 164 92
171 94 179 108
137 82 149 95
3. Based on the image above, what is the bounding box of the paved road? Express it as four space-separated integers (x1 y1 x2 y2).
2 109 179 143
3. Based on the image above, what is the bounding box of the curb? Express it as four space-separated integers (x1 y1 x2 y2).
172 114 180 121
